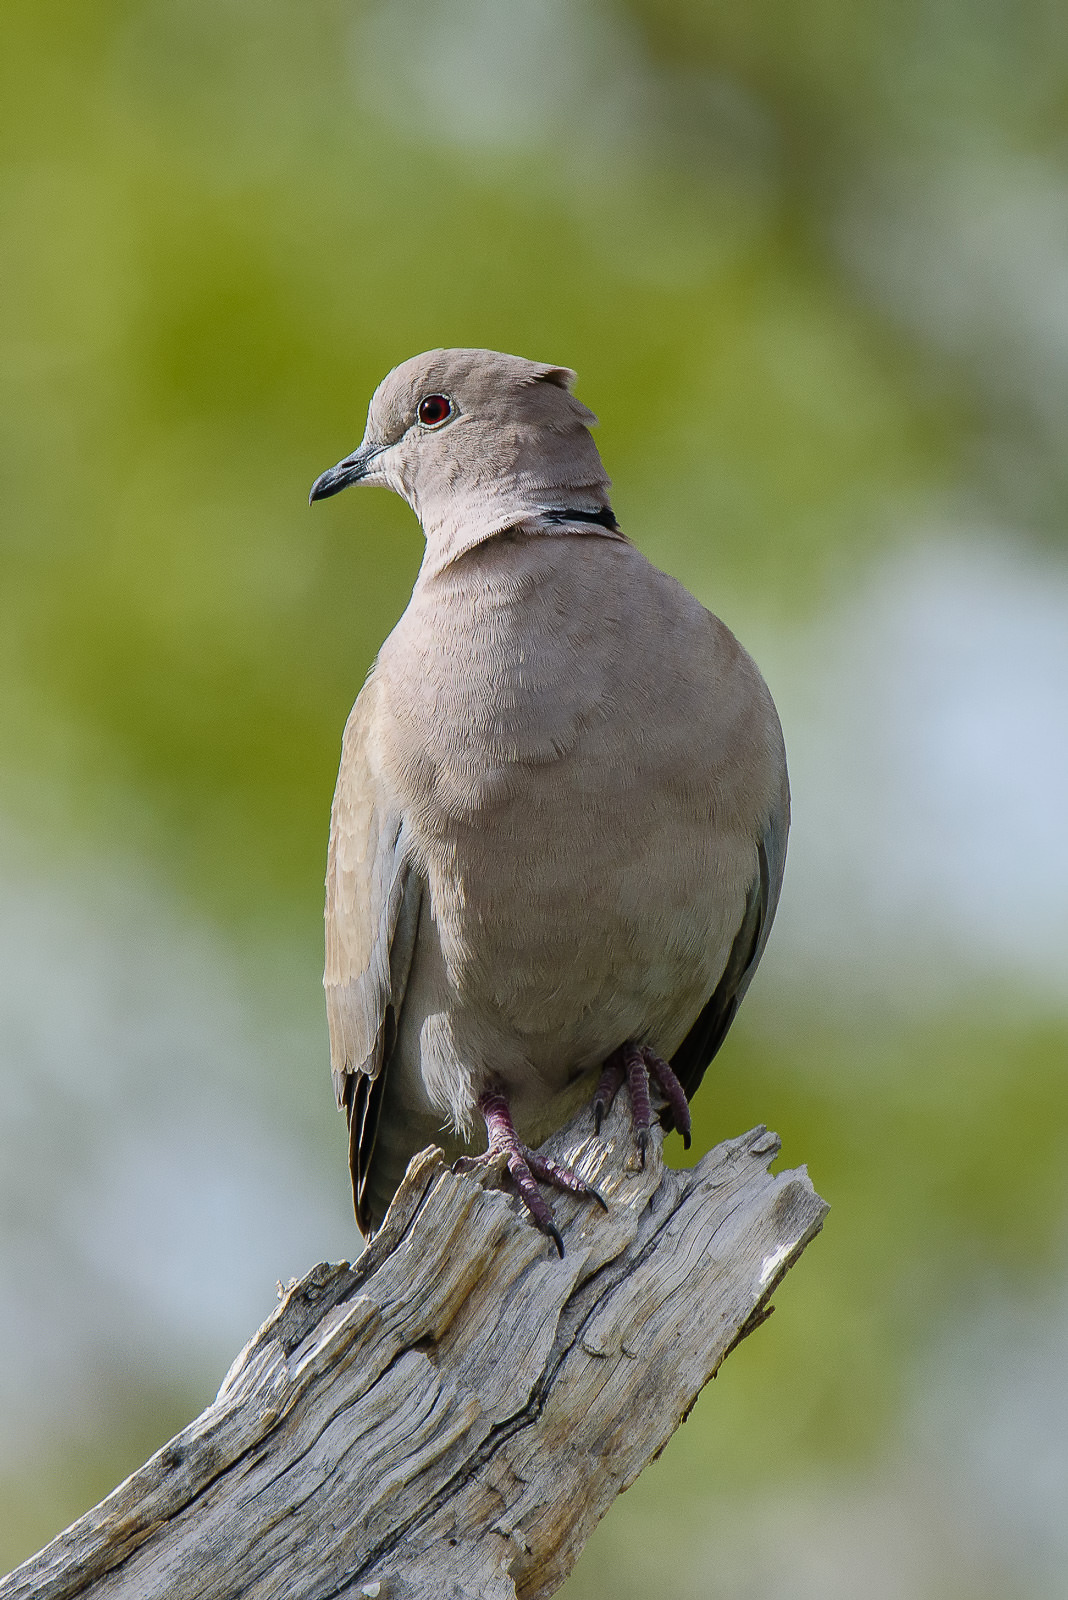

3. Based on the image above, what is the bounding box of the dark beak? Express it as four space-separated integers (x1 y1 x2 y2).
308 444 381 505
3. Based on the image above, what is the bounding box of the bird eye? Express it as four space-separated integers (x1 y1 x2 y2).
417 394 453 428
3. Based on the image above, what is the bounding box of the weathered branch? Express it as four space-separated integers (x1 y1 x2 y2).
1 1098 827 1600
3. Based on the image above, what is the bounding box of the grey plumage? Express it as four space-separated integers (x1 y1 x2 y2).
311 349 789 1238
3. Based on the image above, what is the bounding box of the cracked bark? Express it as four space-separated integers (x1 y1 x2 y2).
0 1095 827 1600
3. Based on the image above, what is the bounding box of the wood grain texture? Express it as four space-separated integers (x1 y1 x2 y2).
1 1100 827 1600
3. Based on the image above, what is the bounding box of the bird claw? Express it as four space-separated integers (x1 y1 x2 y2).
460 1090 605 1255
635 1127 649 1170
593 1041 692 1158
641 1045 693 1149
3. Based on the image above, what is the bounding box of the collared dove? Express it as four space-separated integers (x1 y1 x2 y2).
310 349 788 1253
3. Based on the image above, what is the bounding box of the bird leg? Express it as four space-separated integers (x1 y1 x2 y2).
454 1089 606 1256
593 1042 692 1166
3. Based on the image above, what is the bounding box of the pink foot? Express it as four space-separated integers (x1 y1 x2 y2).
455 1090 606 1256
592 1042 692 1166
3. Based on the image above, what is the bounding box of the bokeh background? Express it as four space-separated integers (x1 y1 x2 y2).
3 1 1068 1594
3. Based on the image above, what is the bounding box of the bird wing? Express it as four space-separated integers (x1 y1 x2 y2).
324 675 423 1231
668 776 790 1111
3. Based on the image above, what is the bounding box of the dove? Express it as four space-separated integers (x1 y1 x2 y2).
310 349 788 1253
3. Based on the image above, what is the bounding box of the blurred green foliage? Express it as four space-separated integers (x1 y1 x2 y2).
2 0 1067 1592
0 0 965 935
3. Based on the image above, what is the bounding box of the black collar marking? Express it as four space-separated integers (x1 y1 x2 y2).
542 505 620 532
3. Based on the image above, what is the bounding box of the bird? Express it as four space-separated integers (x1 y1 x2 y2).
309 349 789 1254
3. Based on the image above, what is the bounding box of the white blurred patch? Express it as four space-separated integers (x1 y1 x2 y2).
841 154 1068 451
351 0 645 156
908 1281 1068 1592
348 0 777 285
0 843 354 1461
763 533 1068 1008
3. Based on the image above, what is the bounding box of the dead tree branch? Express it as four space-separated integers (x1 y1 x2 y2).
1 1098 827 1600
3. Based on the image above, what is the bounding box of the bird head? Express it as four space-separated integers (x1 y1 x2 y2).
309 348 614 574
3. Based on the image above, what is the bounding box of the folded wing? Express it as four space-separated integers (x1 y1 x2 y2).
325 677 423 1230
669 781 789 1110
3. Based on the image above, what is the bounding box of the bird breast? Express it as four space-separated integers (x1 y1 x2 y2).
373 531 780 1073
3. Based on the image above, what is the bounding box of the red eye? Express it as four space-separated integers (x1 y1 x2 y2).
417 394 452 427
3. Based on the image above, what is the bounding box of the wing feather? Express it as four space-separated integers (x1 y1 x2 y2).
324 676 423 1228
668 781 789 1112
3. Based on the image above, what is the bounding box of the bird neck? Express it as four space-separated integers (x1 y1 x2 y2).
416 487 621 578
